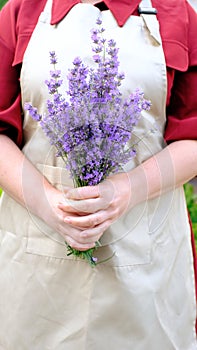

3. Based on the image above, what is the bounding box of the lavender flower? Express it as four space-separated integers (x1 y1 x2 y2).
25 18 151 267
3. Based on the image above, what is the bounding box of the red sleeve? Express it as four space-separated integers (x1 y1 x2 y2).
0 0 46 147
0 0 23 146
164 2 197 142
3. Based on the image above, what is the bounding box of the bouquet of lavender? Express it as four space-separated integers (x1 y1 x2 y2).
25 18 151 266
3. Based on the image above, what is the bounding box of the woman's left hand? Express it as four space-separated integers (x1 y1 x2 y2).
58 172 132 238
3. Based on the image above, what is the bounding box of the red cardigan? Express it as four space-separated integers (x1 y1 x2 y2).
0 0 197 146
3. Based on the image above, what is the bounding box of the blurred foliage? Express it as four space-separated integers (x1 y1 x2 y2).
184 183 197 243
0 0 7 9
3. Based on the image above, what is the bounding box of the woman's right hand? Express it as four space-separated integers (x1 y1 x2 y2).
39 184 99 251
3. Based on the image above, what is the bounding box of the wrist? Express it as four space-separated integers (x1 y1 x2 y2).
128 164 149 209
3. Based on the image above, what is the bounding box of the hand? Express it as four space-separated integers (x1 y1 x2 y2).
58 172 132 242
33 184 99 251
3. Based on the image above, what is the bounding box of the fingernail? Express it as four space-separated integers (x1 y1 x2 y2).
64 217 71 223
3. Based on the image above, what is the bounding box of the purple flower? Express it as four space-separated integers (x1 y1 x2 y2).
49 51 57 64
96 17 102 25
91 256 98 264
24 103 42 121
73 57 82 66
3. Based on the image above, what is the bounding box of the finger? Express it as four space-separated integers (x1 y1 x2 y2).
58 197 107 214
58 218 98 244
80 220 110 238
58 220 83 239
64 210 107 228
58 201 87 214
58 205 85 217
65 185 100 200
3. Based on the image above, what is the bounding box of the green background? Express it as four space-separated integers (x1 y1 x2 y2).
0 0 7 8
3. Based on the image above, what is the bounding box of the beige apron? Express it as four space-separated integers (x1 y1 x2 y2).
0 0 196 348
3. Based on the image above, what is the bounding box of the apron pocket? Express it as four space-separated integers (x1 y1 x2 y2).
26 208 152 266
26 218 72 259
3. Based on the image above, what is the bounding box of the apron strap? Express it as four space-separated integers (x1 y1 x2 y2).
39 0 53 23
139 0 155 10
139 0 161 45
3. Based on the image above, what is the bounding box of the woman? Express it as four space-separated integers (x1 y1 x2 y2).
0 0 197 348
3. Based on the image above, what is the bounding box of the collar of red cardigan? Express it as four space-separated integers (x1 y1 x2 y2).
51 0 141 26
